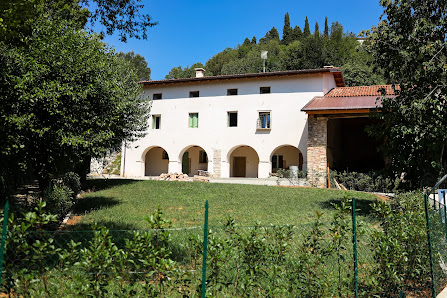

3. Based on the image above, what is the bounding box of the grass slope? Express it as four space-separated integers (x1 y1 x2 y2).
72 179 378 230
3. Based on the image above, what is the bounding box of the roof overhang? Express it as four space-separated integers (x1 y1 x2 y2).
301 95 396 115
139 68 345 87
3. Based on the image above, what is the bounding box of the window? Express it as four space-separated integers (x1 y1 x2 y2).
189 91 199 98
227 88 238 96
152 115 161 129
199 151 207 163
228 112 238 127
260 86 271 94
257 111 271 129
189 113 198 128
153 93 162 100
162 150 169 160
272 155 284 169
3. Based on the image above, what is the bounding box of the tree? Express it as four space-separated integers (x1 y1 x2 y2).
117 51 151 81
260 27 280 44
366 0 447 185
292 25 303 41
165 63 205 79
0 0 157 43
314 22 320 38
205 49 238 76
303 16 311 38
251 36 257 44
282 12 293 45
323 17 329 39
0 20 151 192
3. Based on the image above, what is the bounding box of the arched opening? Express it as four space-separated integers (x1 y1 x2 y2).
180 145 208 176
144 147 169 176
270 145 303 173
229 146 259 178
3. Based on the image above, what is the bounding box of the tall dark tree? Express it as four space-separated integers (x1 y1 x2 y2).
282 12 293 45
323 17 329 39
314 22 320 38
366 0 447 185
251 36 257 44
303 16 311 38
243 38 251 46
292 25 303 41
260 27 280 44
117 51 151 81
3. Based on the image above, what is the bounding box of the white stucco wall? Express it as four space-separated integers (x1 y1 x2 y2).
144 147 169 176
121 73 337 178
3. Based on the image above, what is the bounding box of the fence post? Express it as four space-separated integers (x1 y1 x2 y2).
424 192 436 297
443 190 447 243
201 200 209 298
352 198 358 298
0 200 10 286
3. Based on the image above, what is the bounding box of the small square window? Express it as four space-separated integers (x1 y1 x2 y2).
153 93 162 100
189 113 198 128
152 115 161 129
227 88 238 96
162 150 169 160
199 151 207 163
260 86 271 94
189 91 199 98
228 112 238 127
257 111 271 129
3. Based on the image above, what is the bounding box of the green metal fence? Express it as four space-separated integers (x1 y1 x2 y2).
425 174 447 297
0 196 426 297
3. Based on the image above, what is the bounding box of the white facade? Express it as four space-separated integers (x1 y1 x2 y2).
121 71 339 179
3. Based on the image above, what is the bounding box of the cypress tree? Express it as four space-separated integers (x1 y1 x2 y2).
323 17 329 39
303 16 311 38
292 25 303 41
314 22 319 38
243 37 251 46
251 36 257 44
282 12 292 44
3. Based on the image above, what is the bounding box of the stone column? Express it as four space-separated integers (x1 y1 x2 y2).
307 115 328 188
212 149 221 178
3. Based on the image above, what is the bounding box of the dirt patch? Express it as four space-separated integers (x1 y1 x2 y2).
178 206 183 210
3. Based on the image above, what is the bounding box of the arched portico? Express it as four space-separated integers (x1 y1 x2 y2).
178 145 209 176
270 145 303 173
228 145 259 178
143 146 169 176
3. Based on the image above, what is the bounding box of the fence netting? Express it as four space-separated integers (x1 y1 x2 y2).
427 186 447 296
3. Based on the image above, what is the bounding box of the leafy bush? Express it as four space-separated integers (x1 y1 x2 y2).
331 170 399 193
370 191 430 294
43 183 73 220
62 172 81 199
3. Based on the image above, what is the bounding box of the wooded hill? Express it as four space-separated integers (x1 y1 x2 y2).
165 13 386 87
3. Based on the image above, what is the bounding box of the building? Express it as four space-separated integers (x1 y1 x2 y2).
121 67 394 187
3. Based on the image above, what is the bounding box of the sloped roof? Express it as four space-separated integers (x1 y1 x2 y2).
325 85 398 97
139 68 345 87
302 85 398 114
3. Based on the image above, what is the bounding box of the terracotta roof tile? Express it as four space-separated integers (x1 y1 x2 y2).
325 85 399 97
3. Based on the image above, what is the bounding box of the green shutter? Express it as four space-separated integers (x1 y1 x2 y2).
189 114 193 127
193 113 198 128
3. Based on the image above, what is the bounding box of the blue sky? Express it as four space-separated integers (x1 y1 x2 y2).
99 0 384 80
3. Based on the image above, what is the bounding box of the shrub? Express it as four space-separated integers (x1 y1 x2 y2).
331 170 399 193
62 172 81 200
43 183 73 220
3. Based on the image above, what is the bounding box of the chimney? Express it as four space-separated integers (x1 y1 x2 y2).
195 68 205 78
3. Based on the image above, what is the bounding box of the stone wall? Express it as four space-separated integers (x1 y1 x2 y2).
307 116 327 187
212 149 221 177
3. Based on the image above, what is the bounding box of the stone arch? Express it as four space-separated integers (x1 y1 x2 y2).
270 145 303 172
228 145 259 178
143 146 169 176
178 145 209 176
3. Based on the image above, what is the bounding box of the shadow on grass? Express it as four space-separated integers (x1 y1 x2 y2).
319 198 375 217
72 196 121 215
84 178 138 192
65 220 139 232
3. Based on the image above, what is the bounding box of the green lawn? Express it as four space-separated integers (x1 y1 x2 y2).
72 179 379 230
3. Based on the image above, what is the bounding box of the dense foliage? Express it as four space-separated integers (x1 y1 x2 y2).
366 0 447 186
165 13 386 87
331 170 401 193
0 1 153 198
0 193 435 296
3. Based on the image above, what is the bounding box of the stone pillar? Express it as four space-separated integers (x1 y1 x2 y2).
307 115 328 188
212 149 221 177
